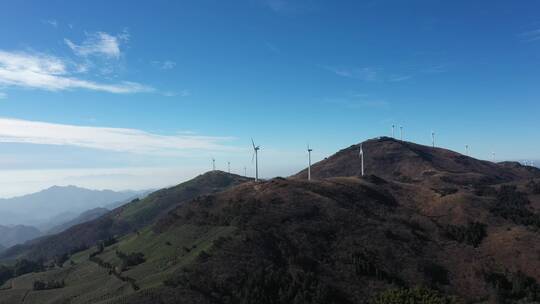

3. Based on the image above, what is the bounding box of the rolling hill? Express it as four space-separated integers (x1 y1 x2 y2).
0 171 251 262
1 138 540 304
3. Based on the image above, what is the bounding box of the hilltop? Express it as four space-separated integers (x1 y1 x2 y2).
293 137 540 185
1 138 540 303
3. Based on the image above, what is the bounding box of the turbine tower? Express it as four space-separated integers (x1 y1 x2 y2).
431 131 435 148
465 145 469 156
227 161 230 173
307 144 313 181
492 152 496 162
212 158 216 171
400 126 403 141
359 143 365 177
251 138 260 182
244 166 247 177
392 124 395 138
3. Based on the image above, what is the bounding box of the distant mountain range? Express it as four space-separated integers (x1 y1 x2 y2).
0 185 143 227
0 225 41 248
1 137 540 303
0 186 147 249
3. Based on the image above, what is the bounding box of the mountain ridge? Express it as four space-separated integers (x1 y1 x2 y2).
1 138 540 303
0 185 142 227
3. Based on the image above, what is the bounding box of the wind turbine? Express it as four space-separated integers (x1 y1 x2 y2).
359 143 365 177
251 138 260 182
392 124 395 138
400 126 403 141
431 131 435 148
244 166 247 177
492 152 496 162
212 158 216 171
227 161 231 173
307 144 313 181
465 145 469 156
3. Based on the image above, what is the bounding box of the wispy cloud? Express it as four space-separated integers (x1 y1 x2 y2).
322 66 379 81
262 0 293 13
65 31 128 59
260 0 317 14
519 28 540 42
388 75 412 82
162 89 190 97
323 95 389 110
264 42 281 54
0 50 152 93
152 60 176 70
43 19 58 28
0 92 6 99
422 63 448 74
0 118 235 156
322 65 416 83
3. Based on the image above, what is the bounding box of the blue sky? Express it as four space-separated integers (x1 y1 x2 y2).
0 0 539 197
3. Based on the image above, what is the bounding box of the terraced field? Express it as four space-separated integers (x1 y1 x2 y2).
0 224 235 304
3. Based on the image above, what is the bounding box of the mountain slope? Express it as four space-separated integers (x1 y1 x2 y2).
0 171 251 261
46 207 110 235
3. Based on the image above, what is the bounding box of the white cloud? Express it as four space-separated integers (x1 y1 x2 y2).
323 66 378 81
43 19 58 28
323 65 414 83
0 50 152 93
389 75 412 82
65 31 127 59
0 118 235 156
161 60 176 70
152 60 176 70
0 92 6 99
519 29 540 42
162 89 190 97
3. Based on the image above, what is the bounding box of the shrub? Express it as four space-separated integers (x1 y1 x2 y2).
372 286 456 304
444 222 487 247
490 185 540 228
116 250 145 267
420 261 450 286
0 265 13 286
485 270 540 302
526 180 540 194
13 259 43 277
33 279 65 290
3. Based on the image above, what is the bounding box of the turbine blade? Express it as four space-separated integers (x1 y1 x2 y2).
251 151 255 163
251 138 256 149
